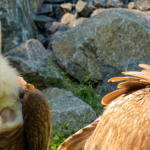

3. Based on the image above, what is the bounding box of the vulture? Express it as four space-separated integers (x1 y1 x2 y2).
58 63 150 150
0 55 51 150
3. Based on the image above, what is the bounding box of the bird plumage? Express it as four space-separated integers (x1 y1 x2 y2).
0 55 51 150
59 63 150 150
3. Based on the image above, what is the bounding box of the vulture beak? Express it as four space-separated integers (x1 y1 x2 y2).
25 84 34 90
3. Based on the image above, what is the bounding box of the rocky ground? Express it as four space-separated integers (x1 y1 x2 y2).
1 0 150 131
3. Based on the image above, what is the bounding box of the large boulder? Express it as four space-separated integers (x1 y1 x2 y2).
0 0 42 53
4 39 62 89
42 87 97 131
51 9 150 98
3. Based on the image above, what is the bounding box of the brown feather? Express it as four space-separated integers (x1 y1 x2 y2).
122 71 150 81
108 77 139 82
117 80 146 89
139 64 150 71
102 88 131 105
22 89 51 150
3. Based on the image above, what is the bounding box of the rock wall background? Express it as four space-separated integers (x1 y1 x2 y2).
0 0 42 53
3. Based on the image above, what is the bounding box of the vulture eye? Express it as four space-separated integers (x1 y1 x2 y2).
25 84 34 90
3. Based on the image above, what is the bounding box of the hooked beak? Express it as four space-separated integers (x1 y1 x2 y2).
26 84 34 90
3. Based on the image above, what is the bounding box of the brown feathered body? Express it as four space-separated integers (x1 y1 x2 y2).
58 63 150 150
0 56 51 150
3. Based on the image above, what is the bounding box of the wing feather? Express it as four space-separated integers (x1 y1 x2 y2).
0 125 25 150
108 77 139 82
139 64 150 71
22 88 51 150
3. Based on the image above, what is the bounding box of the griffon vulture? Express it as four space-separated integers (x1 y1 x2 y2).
0 55 51 150
58 63 150 150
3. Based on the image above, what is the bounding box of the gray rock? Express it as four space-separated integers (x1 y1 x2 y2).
0 0 42 53
38 4 54 17
4 39 62 89
68 17 87 28
0 8 7 19
75 0 93 17
45 22 62 34
72 0 78 4
90 8 108 16
106 0 125 7
34 15 56 29
36 34 47 46
51 9 150 95
61 13 77 25
57 24 69 31
93 0 106 7
42 87 97 130
134 0 150 11
60 3 73 12
52 4 65 21
43 0 70 4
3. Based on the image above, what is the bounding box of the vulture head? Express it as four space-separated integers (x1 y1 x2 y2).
0 55 51 150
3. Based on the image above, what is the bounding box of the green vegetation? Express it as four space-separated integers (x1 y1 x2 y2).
47 59 104 150
49 123 76 150
60 71 103 115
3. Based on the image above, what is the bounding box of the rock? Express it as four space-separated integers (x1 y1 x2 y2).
75 0 93 17
51 9 150 92
38 4 54 17
4 39 62 89
106 0 125 7
134 0 150 11
45 22 64 34
68 17 87 28
43 0 70 4
36 34 47 43
0 0 42 53
0 8 7 19
61 13 77 25
57 24 69 31
88 1 97 9
60 3 73 12
52 4 65 21
34 15 56 29
72 0 78 4
42 87 97 130
93 0 106 8
128 2 136 9
91 8 107 16
36 34 48 46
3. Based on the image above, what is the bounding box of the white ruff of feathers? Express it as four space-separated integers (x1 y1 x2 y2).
0 56 19 98
0 56 23 128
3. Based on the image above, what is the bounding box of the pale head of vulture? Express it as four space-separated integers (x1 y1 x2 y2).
0 55 51 150
0 55 23 128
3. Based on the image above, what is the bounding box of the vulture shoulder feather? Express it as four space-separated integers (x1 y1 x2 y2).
22 88 51 150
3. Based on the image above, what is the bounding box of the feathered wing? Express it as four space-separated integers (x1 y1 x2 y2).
57 116 101 150
0 125 25 150
22 88 51 150
84 63 150 150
